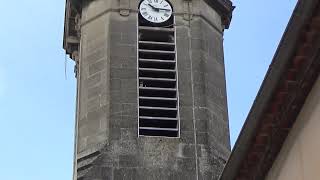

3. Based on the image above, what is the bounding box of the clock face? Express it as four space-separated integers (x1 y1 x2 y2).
139 0 173 23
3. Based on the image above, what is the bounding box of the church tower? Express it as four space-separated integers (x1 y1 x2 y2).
63 0 234 179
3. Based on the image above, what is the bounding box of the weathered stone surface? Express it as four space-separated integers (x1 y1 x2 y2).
72 0 231 179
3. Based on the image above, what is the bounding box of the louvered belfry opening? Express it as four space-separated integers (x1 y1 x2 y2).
137 8 179 137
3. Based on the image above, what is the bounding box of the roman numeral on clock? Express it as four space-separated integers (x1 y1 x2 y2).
139 0 172 23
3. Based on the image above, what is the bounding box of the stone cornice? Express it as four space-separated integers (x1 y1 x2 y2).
63 0 234 58
63 0 81 60
203 0 234 29
66 0 234 27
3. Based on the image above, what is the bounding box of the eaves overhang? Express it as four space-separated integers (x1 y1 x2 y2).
219 0 320 179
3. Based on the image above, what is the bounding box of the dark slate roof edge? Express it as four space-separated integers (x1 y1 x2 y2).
219 0 318 179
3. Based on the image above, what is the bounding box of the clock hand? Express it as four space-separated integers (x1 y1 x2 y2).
157 8 171 11
148 4 159 11
148 4 170 12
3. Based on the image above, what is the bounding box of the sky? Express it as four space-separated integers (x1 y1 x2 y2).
0 0 297 179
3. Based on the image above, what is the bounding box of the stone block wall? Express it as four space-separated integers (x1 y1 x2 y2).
73 0 231 179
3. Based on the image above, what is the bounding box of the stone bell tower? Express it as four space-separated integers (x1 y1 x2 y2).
63 0 234 179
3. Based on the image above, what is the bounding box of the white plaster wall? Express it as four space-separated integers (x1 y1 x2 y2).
266 75 320 180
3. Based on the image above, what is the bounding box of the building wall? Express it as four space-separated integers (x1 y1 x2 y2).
266 75 320 180
74 0 230 179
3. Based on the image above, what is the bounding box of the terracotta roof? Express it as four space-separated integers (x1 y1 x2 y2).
219 0 320 179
